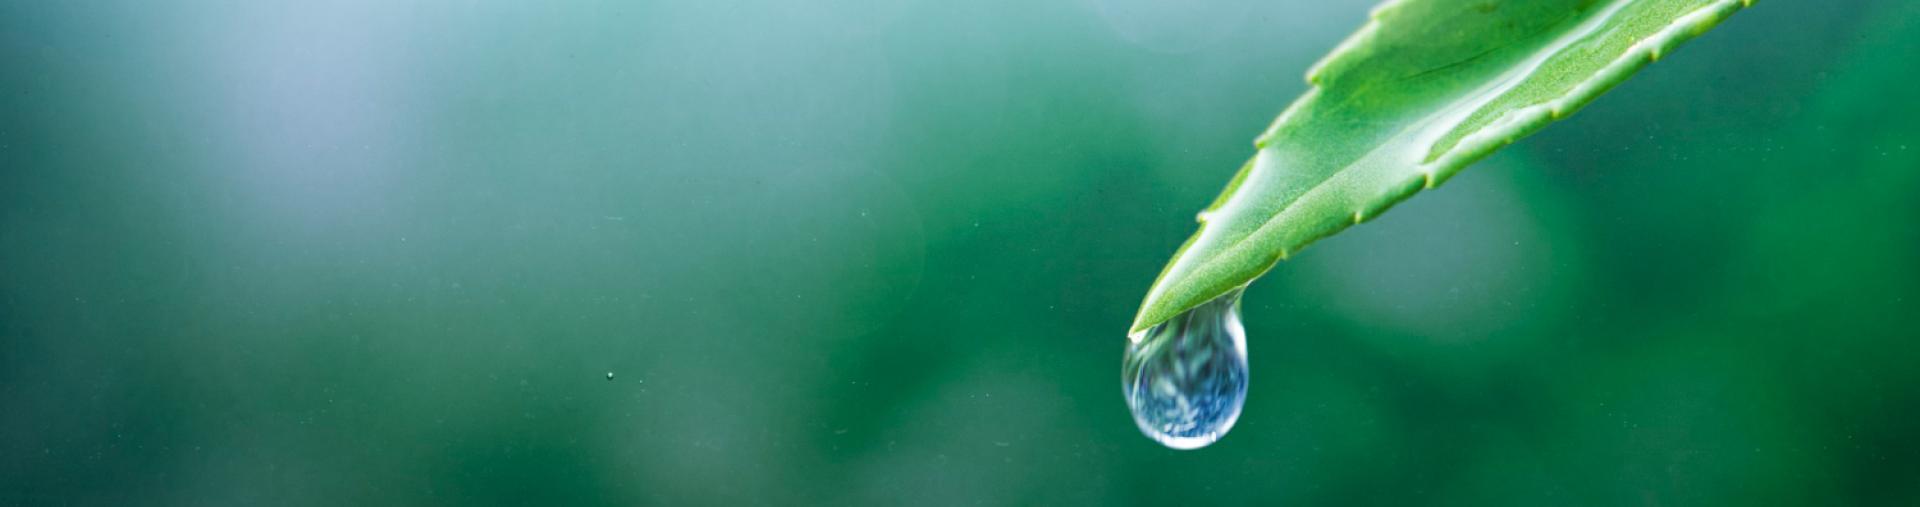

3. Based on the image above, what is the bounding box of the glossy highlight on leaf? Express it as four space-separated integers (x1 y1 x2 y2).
1131 0 1751 334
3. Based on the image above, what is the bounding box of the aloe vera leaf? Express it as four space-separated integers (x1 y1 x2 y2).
1132 0 1751 334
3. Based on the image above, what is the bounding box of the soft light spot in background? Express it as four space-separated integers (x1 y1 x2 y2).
1282 154 1583 356
1085 0 1261 54
199 3 420 244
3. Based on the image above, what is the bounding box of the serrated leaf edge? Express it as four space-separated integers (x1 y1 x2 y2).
1130 0 1750 334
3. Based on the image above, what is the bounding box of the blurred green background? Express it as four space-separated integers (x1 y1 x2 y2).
3 0 1917 505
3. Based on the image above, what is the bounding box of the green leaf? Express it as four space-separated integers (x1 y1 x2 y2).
1131 0 1751 334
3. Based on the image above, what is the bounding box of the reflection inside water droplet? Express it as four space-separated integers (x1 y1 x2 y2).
1123 289 1248 450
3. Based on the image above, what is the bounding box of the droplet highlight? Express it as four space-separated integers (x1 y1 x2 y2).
1122 289 1248 450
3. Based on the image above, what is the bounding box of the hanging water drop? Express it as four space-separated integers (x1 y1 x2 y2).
1122 289 1248 450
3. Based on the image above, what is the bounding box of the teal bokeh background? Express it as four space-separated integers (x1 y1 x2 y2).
3 1 1917 504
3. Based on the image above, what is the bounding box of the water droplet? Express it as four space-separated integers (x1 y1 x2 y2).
605 372 615 381
1122 289 1248 450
